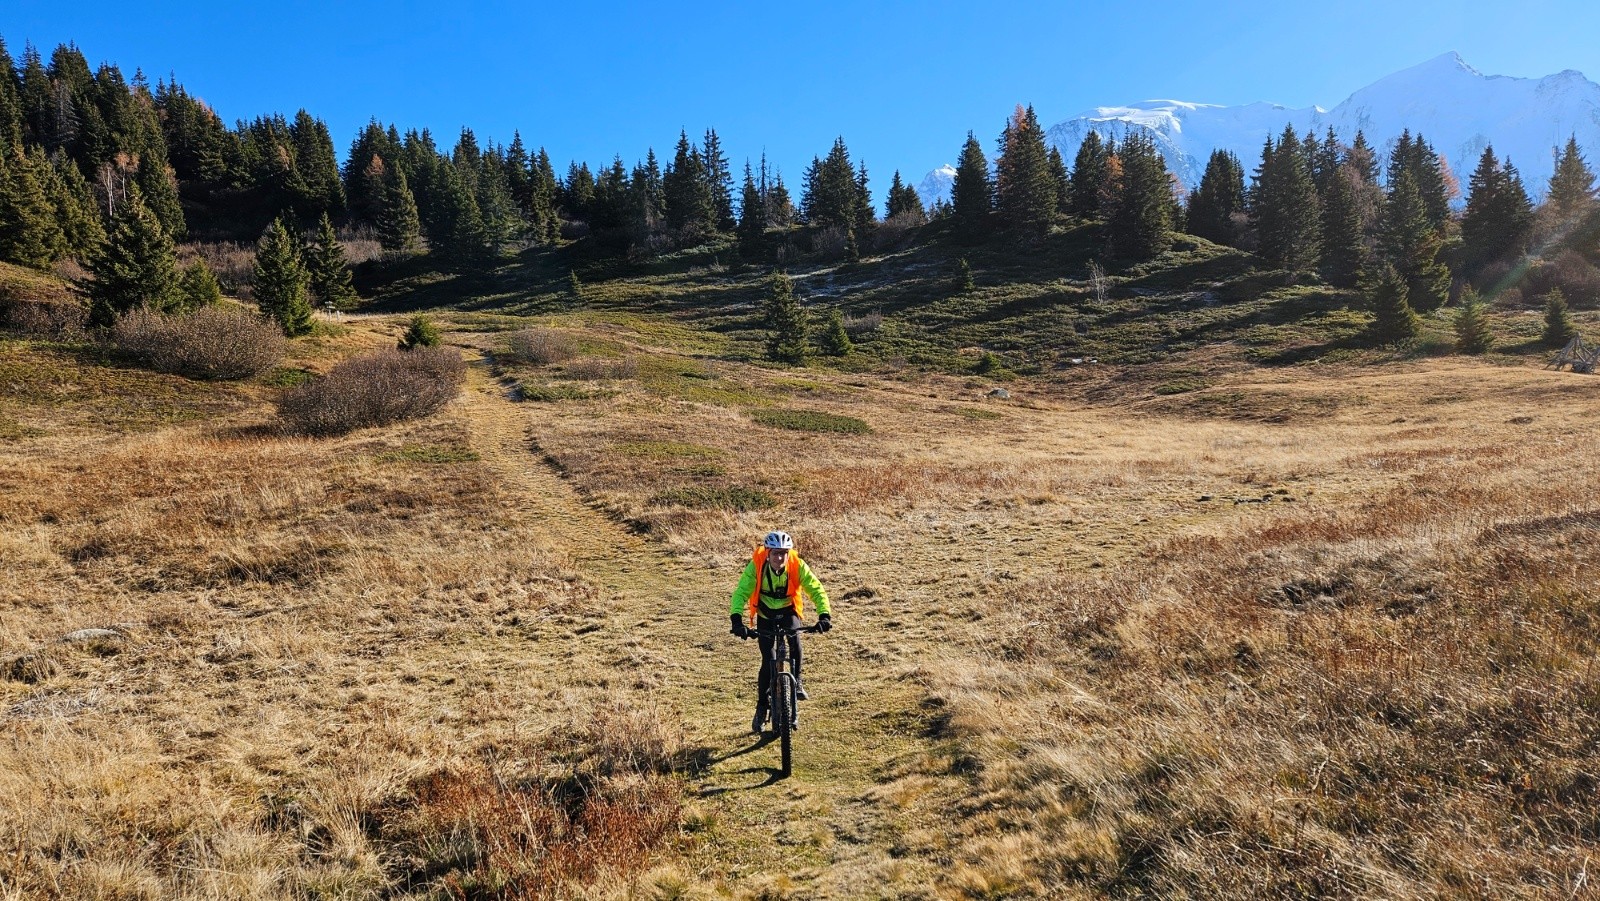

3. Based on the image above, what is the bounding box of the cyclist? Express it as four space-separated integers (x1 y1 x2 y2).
729 530 832 734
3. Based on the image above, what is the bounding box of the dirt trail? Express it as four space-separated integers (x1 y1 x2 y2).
457 352 948 896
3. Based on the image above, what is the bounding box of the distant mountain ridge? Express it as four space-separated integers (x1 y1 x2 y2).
916 53 1600 208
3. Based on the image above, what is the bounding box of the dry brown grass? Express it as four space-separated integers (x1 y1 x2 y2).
6 314 1600 899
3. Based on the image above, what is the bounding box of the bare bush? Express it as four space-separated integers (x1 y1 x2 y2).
562 355 639 381
842 310 883 338
811 225 849 259
277 347 466 436
111 307 286 380
1 296 87 338
179 241 257 298
872 211 924 250
1525 251 1600 308
508 327 579 365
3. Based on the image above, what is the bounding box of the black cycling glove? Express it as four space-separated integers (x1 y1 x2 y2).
730 614 749 638
818 613 833 632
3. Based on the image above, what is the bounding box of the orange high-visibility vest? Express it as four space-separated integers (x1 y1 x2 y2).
747 547 803 625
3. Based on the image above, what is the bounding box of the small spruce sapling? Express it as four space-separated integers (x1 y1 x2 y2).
764 272 809 364
819 309 853 356
957 257 974 292
399 314 442 350
1543 288 1577 347
178 259 223 311
1452 288 1494 354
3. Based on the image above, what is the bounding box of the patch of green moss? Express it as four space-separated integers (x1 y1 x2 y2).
750 409 872 434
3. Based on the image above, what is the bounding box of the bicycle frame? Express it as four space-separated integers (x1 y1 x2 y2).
743 621 820 777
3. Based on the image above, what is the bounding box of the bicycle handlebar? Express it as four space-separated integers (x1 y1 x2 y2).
739 624 824 639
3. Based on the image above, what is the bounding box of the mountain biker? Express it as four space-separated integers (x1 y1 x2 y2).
729 530 832 734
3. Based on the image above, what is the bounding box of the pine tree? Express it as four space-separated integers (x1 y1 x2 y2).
702 128 735 231
1250 126 1321 272
1186 149 1244 246
568 268 582 299
0 148 67 268
995 104 1055 239
1546 135 1597 221
377 164 421 254
663 131 715 240
1319 164 1367 287
951 131 992 241
1381 169 1451 312
853 161 873 236
1542 288 1577 347
398 314 442 350
1069 131 1112 219
1461 146 1533 278
290 110 344 221
1106 132 1173 261
178 258 222 311
1048 146 1071 217
1366 263 1420 344
885 170 926 223
738 161 766 254
431 164 489 267
819 309 853 356
764 272 809 363
0 37 22 153
87 184 179 327
253 216 312 336
46 153 105 258
956 257 974 292
1452 288 1494 354
307 213 358 309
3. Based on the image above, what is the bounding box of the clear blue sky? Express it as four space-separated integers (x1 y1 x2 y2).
5 0 1599 202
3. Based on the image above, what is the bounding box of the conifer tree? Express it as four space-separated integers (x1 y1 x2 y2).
568 268 582 299
951 131 992 241
1250 127 1321 272
87 184 179 327
178 258 222 311
307 213 358 309
764 272 809 363
1048 146 1071 217
1366 263 1420 344
431 164 489 267
819 309 853 356
1069 131 1112 219
0 148 67 268
399 314 441 349
1186 149 1245 246
47 153 105 258
702 128 735 231
738 162 766 254
563 161 595 221
995 104 1055 239
1106 132 1173 261
1381 169 1451 312
854 161 874 236
956 257 974 292
135 157 186 240
1319 164 1367 287
0 37 21 153
663 131 715 239
1461 146 1533 277
290 110 344 221
1452 288 1494 354
1546 135 1597 220
1542 288 1577 347
884 170 926 223
378 164 421 254
253 216 312 336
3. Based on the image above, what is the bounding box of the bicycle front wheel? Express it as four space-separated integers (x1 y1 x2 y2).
778 671 794 777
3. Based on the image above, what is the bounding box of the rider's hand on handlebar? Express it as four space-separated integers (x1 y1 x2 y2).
818 613 832 633
730 614 750 639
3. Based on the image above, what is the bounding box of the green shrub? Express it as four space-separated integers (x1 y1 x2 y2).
399 314 442 350
751 408 871 434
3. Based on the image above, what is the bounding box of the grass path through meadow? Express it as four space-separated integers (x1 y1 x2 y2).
458 350 953 897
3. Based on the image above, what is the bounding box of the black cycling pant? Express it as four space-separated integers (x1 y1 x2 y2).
754 611 802 710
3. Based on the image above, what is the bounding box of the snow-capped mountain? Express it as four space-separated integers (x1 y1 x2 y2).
915 53 1600 208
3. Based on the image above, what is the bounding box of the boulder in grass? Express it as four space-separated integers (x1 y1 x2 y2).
987 388 1011 400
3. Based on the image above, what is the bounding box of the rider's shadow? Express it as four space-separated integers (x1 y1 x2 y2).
699 735 787 790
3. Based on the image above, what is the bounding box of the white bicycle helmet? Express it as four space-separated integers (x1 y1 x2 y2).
763 530 794 550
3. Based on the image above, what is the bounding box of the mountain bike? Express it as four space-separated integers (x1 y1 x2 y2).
742 621 821 778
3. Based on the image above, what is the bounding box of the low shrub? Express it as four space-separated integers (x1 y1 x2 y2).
112 306 286 380
562 355 639 380
508 327 579 365
277 346 465 436
649 485 776 511
750 408 872 434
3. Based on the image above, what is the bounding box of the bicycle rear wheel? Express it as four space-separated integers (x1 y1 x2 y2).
778 671 794 776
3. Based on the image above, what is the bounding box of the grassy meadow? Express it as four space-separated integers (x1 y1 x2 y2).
2 241 1599 898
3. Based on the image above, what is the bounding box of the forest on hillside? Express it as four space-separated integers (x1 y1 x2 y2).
2 34 1599 348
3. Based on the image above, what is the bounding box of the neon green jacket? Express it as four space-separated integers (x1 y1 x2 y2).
729 555 831 618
